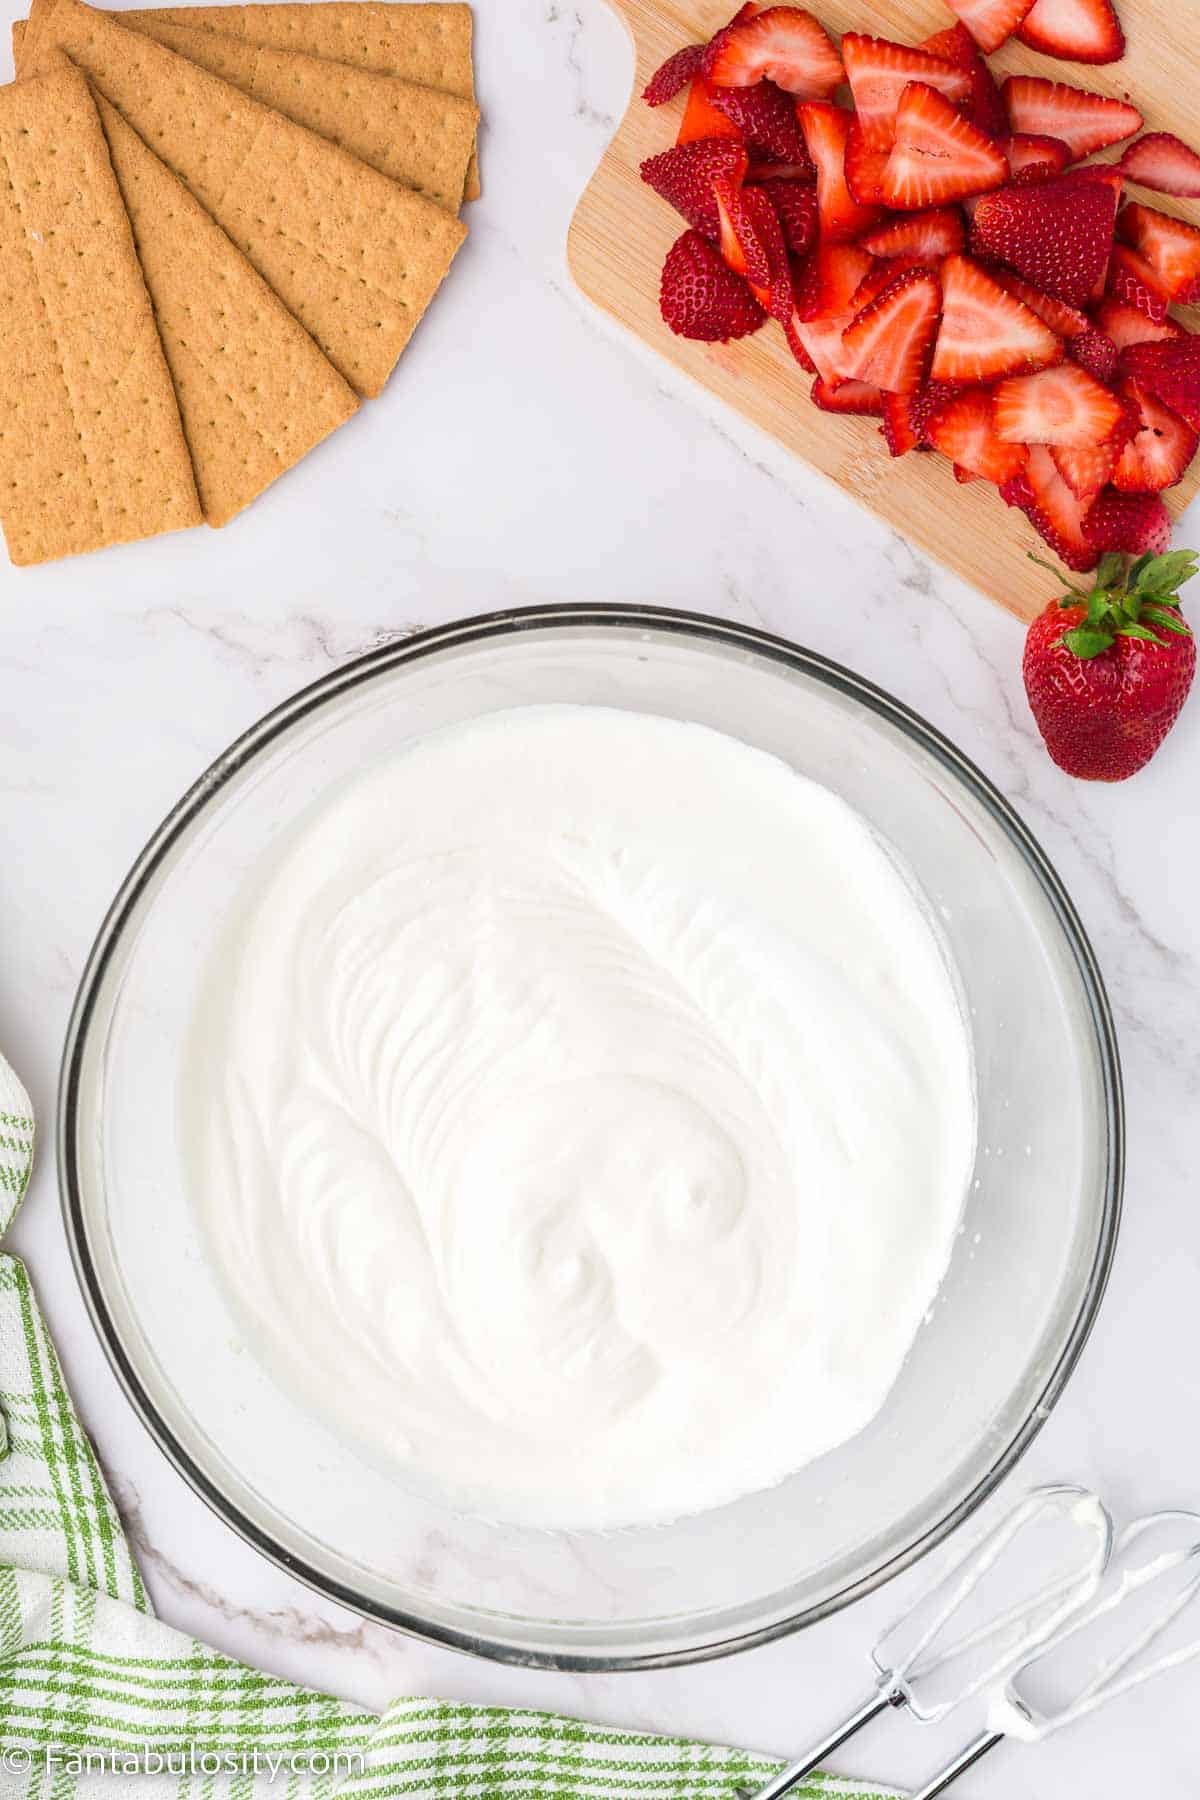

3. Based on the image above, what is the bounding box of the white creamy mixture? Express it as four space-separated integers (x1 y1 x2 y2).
186 705 976 1530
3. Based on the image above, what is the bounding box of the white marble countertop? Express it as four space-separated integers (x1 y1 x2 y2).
3 0 1199 1792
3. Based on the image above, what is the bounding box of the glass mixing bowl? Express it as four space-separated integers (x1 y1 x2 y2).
59 606 1123 1670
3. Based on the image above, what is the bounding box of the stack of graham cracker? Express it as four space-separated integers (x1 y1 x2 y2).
0 0 478 566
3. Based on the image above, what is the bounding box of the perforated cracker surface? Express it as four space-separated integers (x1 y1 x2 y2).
0 62 200 564
96 95 359 526
25 0 468 397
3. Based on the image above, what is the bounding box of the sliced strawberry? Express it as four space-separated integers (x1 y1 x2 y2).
932 254 1064 382
1120 338 1200 431
752 177 819 256
991 269 1088 338
918 22 1008 135
1001 442 1099 569
970 170 1121 310
1002 77 1141 161
1112 377 1200 491
660 229 767 340
926 387 1030 482
862 208 965 261
1004 133 1072 179
799 102 883 240
1052 437 1121 498
811 374 885 413
840 34 971 150
790 312 859 384
705 6 844 98
713 174 793 321
843 119 891 207
880 380 963 454
847 261 905 311
940 0 1036 54
677 77 744 145
1068 326 1119 381
1106 242 1171 322
880 82 1009 211
954 463 981 482
1092 295 1187 351
1118 133 1200 201
1016 0 1124 63
644 43 705 106
840 266 942 394
784 315 816 368
1081 488 1172 555
641 139 750 238
708 80 814 164
993 362 1124 446
792 239 873 320
1118 202 1200 305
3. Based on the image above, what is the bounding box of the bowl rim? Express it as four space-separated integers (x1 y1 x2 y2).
58 602 1124 1671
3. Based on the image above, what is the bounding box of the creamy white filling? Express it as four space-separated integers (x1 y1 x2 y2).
184 705 976 1530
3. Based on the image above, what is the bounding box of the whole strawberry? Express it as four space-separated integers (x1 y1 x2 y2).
1023 548 1197 780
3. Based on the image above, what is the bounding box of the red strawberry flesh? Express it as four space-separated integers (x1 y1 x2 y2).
880 81 1009 211
1002 76 1141 161
1118 132 1200 201
705 6 844 98
1017 0 1125 64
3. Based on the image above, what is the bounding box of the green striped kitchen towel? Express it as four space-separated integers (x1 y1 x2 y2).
0 1048 892 1800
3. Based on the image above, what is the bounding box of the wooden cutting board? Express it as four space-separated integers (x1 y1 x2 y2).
568 0 1200 620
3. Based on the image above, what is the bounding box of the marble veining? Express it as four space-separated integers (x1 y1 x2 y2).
1 0 1198 1791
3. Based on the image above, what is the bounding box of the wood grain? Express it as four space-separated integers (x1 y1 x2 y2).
568 0 1200 620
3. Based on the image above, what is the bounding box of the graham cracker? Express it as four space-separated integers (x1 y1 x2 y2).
125 3 480 199
22 0 468 398
96 94 360 525
0 62 200 565
123 20 477 213
12 5 482 200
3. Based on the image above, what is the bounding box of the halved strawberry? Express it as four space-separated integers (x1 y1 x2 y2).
677 77 744 144
789 312 859 384
1106 242 1171 323
752 177 819 256
811 374 885 413
1069 326 1119 381
1120 338 1200 430
932 254 1064 382
862 208 965 261
792 240 873 321
1118 133 1200 201
991 269 1089 338
713 174 793 321
843 119 891 207
1016 0 1124 63
1052 437 1122 498
970 170 1121 309
880 380 963 454
840 34 971 150
918 22 1008 135
1092 295 1187 351
1001 442 1099 569
926 387 1030 482
840 266 942 393
1002 77 1142 161
1082 488 1172 555
644 44 705 106
799 102 883 240
1112 377 1199 491
660 229 767 340
1118 202 1200 305
1004 133 1072 179
640 139 750 238
708 80 814 164
705 7 844 98
880 83 1009 211
993 363 1124 446
940 0 1036 54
